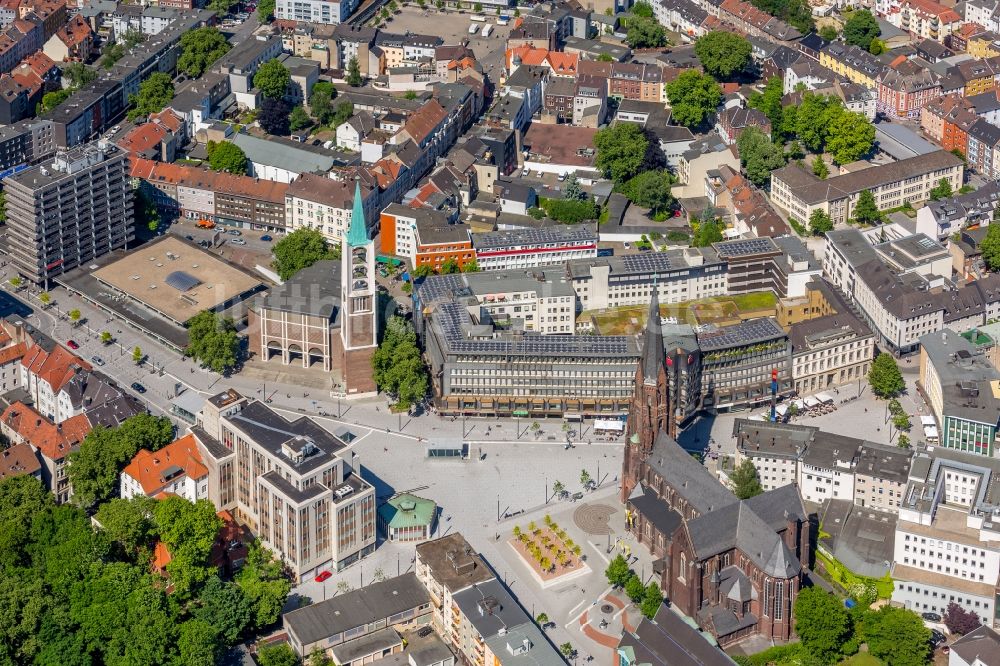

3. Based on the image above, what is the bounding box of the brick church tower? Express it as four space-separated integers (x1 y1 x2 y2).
341 180 378 395
621 291 671 502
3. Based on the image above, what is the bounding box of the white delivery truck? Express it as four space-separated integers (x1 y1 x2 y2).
482 23 493 37
469 23 478 33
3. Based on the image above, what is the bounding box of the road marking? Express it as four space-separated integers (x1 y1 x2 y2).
589 543 610 565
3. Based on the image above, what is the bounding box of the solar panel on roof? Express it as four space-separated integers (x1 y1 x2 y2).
165 271 201 292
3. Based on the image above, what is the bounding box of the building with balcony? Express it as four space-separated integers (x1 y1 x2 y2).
5 142 131 284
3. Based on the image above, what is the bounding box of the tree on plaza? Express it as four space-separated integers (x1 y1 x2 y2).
552 480 565 496
625 573 644 602
982 223 1000 271
897 433 910 448
604 554 631 587
868 352 904 398
626 16 666 49
640 582 663 619
127 72 173 120
580 469 592 487
178 27 231 78
536 612 549 625
371 316 429 409
99 330 112 345
852 189 883 225
619 170 675 215
735 127 786 187
729 459 764 499
273 228 338 280
207 140 248 174
559 644 575 659
858 606 930 666
794 586 852 664
257 0 276 21
68 308 81 326
185 310 240 374
254 59 291 100
132 346 143 364
594 122 649 184
289 105 312 131
809 209 834 236
930 177 954 201
944 602 982 635
826 111 875 164
7 276 20 290
39 291 51 307
843 9 880 50
258 98 291 135
665 70 721 129
694 31 752 80
347 56 363 87
812 154 829 179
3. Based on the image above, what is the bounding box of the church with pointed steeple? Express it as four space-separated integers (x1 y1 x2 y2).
340 180 378 395
619 295 811 647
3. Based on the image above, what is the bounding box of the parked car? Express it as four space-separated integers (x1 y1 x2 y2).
66 340 79 350
315 570 332 582
227 229 242 236
230 238 247 246
921 612 942 622
522 167 529 176
184 234 194 241
91 355 105 366
930 629 946 647
260 234 272 242
130 382 146 394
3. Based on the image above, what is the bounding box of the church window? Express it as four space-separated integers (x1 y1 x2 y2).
678 552 687 584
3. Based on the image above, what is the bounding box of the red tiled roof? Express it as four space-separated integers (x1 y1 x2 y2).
56 13 91 48
1 402 90 461
121 434 208 496
131 158 289 204
117 123 168 155
20 343 89 392
0 442 40 482
402 99 447 145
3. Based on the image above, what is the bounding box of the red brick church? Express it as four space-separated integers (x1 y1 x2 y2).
620 293 811 646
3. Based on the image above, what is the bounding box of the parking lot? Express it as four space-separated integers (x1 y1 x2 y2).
385 5 513 83
164 219 275 274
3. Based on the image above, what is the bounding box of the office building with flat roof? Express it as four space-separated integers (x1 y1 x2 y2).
5 142 131 284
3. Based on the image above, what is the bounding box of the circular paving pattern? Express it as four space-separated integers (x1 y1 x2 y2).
573 503 616 536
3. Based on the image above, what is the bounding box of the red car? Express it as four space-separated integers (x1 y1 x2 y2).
315 570 332 583
66 340 79 350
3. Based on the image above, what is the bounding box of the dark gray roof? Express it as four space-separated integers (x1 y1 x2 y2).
191 426 232 461
227 401 347 472
617 604 735 666
645 432 736 515
472 224 596 251
257 260 341 321
629 485 683 536
284 573 430 646
951 625 1000 666
687 501 800 578
640 291 665 386
452 579 531 640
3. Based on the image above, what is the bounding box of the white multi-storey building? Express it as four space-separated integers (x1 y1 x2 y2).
120 434 210 502
276 0 359 24
285 173 379 243
892 449 1000 627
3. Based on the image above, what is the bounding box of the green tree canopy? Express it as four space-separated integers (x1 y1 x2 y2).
62 62 97 89
631 0 654 17
178 27 231 78
185 310 240 374
826 110 874 164
843 9 880 50
640 582 663 619
254 59 291 99
692 216 724 247
736 127 786 187
236 541 291 630
604 554 631 586
257 0 276 21
868 352 904 398
859 606 930 666
981 224 1000 271
626 16 666 48
259 643 300 666
930 177 953 201
794 586 852 664
95 496 156 556
371 316 429 409
665 70 721 129
41 88 72 112
812 154 829 179
289 105 312 131
207 140 248 174
594 122 649 184
347 56 363 87
128 72 173 120
748 76 784 132
694 31 752 80
194 577 253 643
729 459 763 499
619 170 675 214
853 189 883 225
309 80 337 124
541 198 599 223
273 228 337 280
809 209 833 236
819 24 838 41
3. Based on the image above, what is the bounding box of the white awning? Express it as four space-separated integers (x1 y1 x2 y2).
815 392 835 403
803 396 821 408
920 415 937 426
594 419 624 431
747 414 767 421
793 399 806 410
776 404 789 416
924 425 939 439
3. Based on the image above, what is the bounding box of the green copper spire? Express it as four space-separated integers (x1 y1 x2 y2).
346 180 368 247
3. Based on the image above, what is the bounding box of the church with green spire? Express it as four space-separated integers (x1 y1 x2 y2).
340 178 378 395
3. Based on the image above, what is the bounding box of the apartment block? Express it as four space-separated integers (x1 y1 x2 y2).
195 389 376 581
379 204 474 271
414 533 495 636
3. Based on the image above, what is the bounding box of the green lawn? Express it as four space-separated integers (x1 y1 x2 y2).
840 652 883 666
731 291 778 311
582 291 778 334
